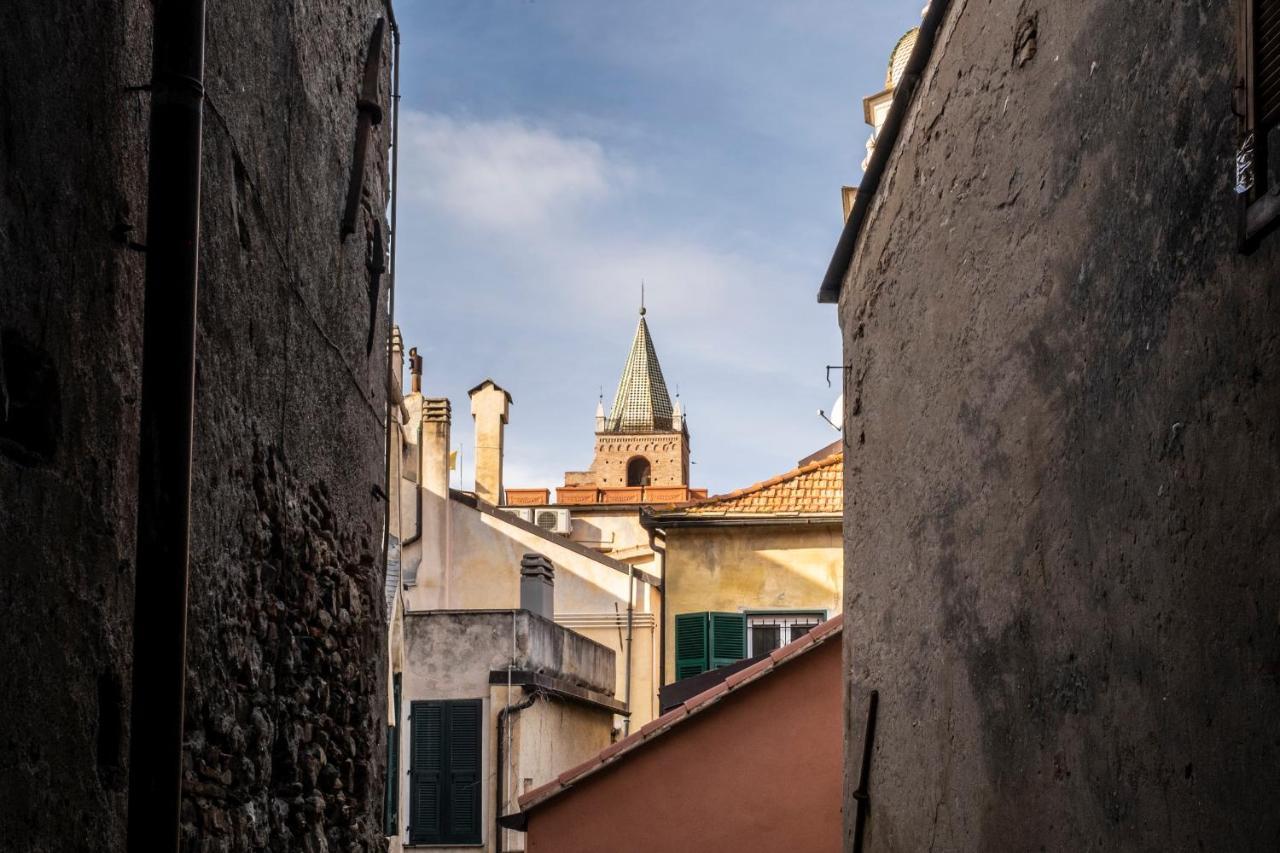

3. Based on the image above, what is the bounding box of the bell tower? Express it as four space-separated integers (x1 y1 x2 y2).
563 305 690 489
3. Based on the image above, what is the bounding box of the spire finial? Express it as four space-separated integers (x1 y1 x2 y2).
640 279 646 316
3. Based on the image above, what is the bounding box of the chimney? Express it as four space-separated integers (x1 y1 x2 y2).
520 553 554 620
468 379 511 505
416 397 451 598
409 346 423 393
390 326 405 391
421 397 451 496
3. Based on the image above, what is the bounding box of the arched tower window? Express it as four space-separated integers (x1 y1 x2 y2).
626 456 652 487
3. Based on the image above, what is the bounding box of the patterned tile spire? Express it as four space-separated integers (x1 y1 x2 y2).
606 305 674 432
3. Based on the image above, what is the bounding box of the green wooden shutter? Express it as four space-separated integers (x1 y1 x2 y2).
709 612 747 669
408 699 483 845
674 612 710 680
408 701 444 844
384 674 401 836
446 700 483 844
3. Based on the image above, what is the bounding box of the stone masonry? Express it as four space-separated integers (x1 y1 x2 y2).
0 2 393 851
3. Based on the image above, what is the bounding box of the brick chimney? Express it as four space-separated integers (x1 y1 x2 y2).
468 379 511 505
520 553 554 620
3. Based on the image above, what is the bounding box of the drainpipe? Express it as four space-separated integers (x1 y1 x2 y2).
125 2 207 851
496 690 539 853
622 567 635 735
643 523 668 687
378 0 401 642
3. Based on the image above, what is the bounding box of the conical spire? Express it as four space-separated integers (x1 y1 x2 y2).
605 307 674 432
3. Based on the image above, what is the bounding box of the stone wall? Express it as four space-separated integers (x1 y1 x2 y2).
838 2 1280 850
0 1 393 851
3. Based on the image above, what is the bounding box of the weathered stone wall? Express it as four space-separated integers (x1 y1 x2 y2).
0 2 393 851
839 2 1280 850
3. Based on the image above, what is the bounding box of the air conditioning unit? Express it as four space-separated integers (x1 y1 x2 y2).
533 508 573 535
501 507 534 523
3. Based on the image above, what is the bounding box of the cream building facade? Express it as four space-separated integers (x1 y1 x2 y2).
383 329 664 853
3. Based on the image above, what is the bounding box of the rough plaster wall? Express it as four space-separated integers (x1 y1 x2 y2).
0 1 392 851
505 698 615 851
663 525 842 677
840 1 1280 850
0 3 151 849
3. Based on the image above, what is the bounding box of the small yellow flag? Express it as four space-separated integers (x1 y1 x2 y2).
449 450 458 471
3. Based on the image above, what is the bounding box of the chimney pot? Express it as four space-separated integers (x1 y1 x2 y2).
409 346 423 393
519 553 554 619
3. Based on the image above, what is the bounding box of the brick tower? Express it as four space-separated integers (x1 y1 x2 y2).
564 306 690 489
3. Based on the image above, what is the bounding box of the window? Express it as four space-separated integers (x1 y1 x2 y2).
626 456 652 487
408 699 482 845
1238 0 1280 245
746 613 825 657
674 612 747 680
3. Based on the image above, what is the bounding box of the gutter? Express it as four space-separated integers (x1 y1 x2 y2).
817 0 954 304
641 512 842 530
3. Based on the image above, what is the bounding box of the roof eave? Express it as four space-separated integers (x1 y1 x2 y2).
645 513 842 529
818 0 954 305
511 615 845 818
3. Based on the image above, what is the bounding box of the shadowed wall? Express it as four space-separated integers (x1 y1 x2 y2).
838 2 1280 850
0 2 393 849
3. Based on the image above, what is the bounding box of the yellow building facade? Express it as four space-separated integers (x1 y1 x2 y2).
644 451 844 684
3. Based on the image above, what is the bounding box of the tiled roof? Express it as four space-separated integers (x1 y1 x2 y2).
606 311 674 432
514 614 844 817
664 452 842 516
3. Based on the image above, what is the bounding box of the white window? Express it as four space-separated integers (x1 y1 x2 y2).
746 612 825 657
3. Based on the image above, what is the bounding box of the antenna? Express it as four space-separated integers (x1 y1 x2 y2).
640 279 646 316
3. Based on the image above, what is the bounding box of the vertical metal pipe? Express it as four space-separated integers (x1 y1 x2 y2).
622 568 634 735
496 691 538 853
125 1 207 851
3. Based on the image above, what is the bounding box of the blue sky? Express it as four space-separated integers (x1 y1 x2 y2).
392 0 924 495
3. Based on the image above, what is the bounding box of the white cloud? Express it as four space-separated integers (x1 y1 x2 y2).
391 105 841 495
399 111 632 230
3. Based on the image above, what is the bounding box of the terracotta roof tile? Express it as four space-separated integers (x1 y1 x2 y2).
664 452 843 516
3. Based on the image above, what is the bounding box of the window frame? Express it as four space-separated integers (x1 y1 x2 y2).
744 610 828 657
